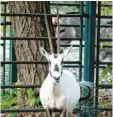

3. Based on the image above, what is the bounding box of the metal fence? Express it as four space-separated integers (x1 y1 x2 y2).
1 1 112 117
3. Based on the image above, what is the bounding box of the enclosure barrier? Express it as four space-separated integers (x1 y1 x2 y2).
1 1 112 117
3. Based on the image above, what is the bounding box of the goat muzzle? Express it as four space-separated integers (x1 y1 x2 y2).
54 77 60 82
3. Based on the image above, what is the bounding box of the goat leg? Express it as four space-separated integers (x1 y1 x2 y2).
46 108 52 117
60 108 66 117
52 110 56 117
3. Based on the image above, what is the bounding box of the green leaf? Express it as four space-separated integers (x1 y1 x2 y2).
1 89 20 109
28 97 36 107
27 88 36 107
9 113 17 117
27 88 35 98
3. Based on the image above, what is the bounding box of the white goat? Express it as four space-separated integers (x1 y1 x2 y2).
40 2 80 117
39 45 93 117
39 45 80 117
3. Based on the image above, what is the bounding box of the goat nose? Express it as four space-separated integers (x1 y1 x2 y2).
54 77 60 82
54 64 59 72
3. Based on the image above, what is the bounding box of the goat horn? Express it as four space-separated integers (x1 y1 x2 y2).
56 2 60 54
43 1 54 54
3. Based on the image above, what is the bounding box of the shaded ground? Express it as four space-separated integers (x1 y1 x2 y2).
1 112 44 117
1 111 112 117
1 112 78 117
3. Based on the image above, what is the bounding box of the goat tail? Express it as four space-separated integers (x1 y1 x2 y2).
79 81 94 103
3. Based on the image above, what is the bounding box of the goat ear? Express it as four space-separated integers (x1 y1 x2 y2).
62 45 73 58
40 47 49 60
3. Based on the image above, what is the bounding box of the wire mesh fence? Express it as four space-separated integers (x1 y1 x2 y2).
0 1 112 117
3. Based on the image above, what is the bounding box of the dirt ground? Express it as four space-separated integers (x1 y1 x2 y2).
1 111 112 117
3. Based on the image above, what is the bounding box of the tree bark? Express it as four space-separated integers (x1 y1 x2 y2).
8 1 55 108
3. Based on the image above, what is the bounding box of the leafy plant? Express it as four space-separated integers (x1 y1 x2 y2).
27 88 36 107
99 100 112 108
1 89 20 109
1 81 42 109
9 113 17 117
101 1 112 16
99 65 112 84
1 82 23 109
27 88 42 107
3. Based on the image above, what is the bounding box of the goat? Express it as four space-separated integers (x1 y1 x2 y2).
39 46 94 117
40 2 93 117
39 45 81 117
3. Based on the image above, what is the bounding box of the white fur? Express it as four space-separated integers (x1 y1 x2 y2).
39 46 80 115
40 70 80 112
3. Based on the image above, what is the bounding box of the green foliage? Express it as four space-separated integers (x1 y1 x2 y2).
99 100 112 108
1 80 42 109
100 42 112 48
100 65 112 77
109 33 113 38
9 113 17 117
1 89 20 110
1 87 42 109
27 88 36 107
99 65 112 84
101 2 112 16
27 88 42 107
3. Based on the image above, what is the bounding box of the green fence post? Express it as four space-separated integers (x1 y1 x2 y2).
2 3 6 86
84 1 96 117
78 2 83 117
9 25 17 84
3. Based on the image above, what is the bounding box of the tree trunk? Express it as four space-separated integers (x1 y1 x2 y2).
8 1 55 108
